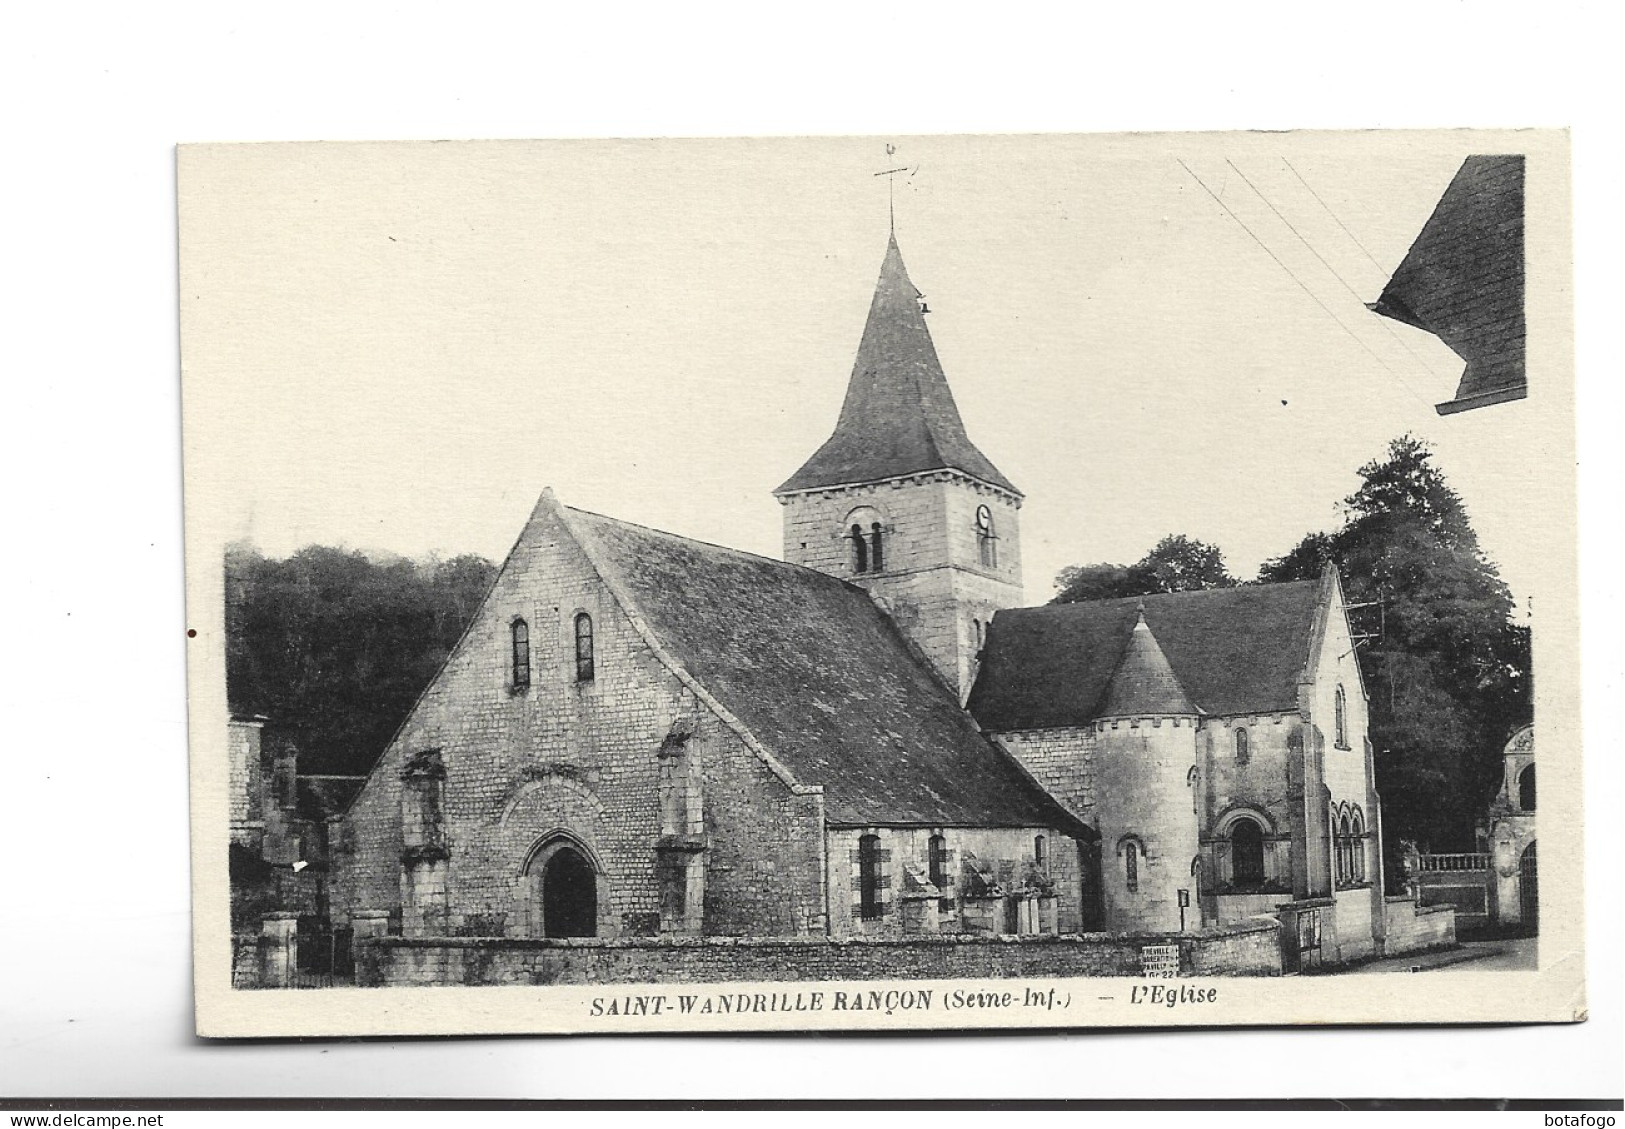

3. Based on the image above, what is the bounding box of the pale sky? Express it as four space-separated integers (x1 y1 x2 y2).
180 132 1568 609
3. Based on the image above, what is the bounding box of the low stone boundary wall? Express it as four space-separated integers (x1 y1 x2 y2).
354 920 1282 987
1384 894 1457 957
1412 853 1492 931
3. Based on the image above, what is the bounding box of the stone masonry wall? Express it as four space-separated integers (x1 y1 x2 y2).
993 727 1097 823
329 497 826 940
825 825 1085 939
1383 895 1457 957
228 719 264 849
355 919 1283 987
1331 885 1377 963
1197 712 1298 917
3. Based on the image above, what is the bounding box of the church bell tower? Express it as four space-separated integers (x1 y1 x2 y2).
774 233 1024 700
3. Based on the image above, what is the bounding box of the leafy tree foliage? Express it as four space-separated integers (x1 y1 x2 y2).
225 543 497 776
1053 534 1237 604
1260 436 1531 864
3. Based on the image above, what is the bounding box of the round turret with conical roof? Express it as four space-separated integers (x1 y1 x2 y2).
1092 605 1204 932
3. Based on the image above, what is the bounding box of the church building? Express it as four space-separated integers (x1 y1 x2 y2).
322 230 1396 964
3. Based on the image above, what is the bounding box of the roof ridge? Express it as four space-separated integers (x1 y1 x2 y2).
1026 579 1321 615
563 504 867 591
970 579 1322 730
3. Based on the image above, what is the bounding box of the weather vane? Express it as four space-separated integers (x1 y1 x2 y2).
873 142 919 235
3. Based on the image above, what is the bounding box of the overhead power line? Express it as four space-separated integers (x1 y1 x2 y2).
1175 158 1430 410
1226 159 1450 392
1282 158 1389 274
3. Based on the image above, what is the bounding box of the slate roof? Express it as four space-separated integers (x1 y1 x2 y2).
565 506 1080 832
966 582 1323 731
776 235 1019 496
1371 155 1525 416
1095 610 1198 718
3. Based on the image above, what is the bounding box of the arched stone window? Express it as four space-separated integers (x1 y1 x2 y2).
975 504 998 568
1335 811 1352 885
1122 838 1140 893
857 833 884 920
510 619 530 689
1334 685 1349 749
928 833 952 912
844 506 885 575
573 612 595 682
1034 834 1048 874
1518 764 1536 811
1234 725 1250 766
1230 818 1265 885
1350 807 1366 882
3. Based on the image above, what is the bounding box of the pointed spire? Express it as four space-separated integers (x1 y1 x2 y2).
776 235 1019 496
1097 608 1199 718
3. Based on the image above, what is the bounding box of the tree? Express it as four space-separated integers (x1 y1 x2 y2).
1053 534 1236 604
225 544 497 776
1139 534 1236 594
1261 436 1531 867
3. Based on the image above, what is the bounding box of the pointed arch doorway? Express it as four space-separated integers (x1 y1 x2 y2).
524 836 601 938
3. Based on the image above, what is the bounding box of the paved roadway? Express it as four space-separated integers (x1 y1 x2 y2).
1352 935 1538 974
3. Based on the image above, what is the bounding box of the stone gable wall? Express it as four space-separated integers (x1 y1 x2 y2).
330 500 826 940
1304 579 1385 936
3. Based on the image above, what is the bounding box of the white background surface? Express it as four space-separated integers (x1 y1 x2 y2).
1 0 1619 1102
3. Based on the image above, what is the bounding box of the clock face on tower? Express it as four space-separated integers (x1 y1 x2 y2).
975 504 992 533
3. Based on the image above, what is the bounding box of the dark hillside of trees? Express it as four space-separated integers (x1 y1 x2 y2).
225 544 497 776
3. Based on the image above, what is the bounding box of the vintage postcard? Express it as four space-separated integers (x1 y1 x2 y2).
181 130 1582 1037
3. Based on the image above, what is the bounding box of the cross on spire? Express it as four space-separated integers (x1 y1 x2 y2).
873 143 917 235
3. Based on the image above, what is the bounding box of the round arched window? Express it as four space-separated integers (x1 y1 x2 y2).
1230 818 1265 885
